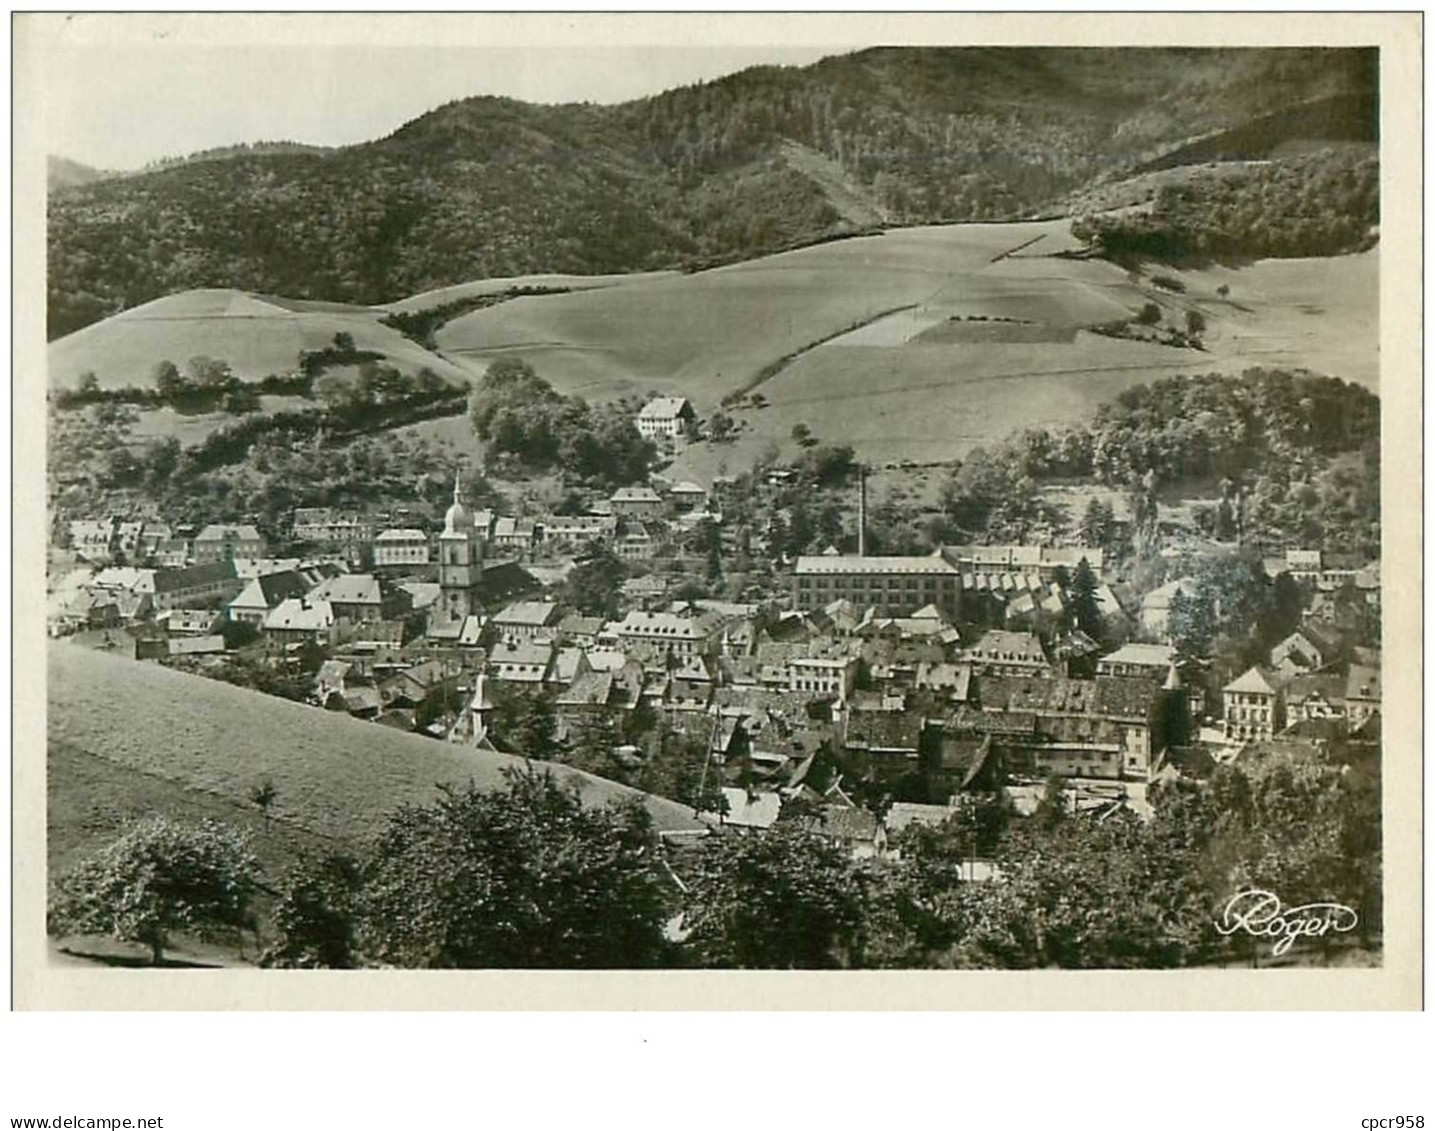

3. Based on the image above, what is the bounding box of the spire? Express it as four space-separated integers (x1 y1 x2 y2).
1163 661 1182 691
453 469 464 509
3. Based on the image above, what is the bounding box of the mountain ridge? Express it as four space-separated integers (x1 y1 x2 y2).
47 46 1377 339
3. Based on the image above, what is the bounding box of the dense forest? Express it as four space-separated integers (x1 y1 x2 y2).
48 46 1376 338
1071 148 1379 263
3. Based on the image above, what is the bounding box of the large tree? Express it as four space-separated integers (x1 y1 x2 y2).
48 817 261 965
357 770 673 968
678 825 869 969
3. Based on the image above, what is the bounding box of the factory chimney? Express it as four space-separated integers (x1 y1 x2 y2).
857 464 867 557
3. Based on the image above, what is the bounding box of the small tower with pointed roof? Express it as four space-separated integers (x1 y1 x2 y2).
437 470 483 626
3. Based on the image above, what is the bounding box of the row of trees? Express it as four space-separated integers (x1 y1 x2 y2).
50 747 1380 969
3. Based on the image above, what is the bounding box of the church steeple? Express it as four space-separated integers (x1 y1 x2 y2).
436 466 482 628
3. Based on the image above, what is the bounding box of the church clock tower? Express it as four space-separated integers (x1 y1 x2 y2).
438 472 483 625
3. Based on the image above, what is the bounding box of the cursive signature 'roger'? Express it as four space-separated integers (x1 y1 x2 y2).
1214 889 1360 956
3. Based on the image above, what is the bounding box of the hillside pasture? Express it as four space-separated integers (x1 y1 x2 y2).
380 271 680 315
673 332 1210 476
48 645 708 853
435 220 1096 408
47 288 473 390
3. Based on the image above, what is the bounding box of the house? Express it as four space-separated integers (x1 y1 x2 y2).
1269 625 1342 678
226 569 313 625
1096 642 1174 680
800 806 887 860
914 662 973 702
293 508 374 549
557 613 605 650
161 608 221 636
708 787 782 831
488 640 555 685
491 600 562 643
263 598 336 646
1344 664 1381 732
615 528 657 561
69 518 117 563
843 707 922 764
372 528 430 568
668 481 708 512
609 486 666 518
786 654 859 699
1285 549 1324 583
621 574 668 608
1141 577 1195 635
307 573 384 623
635 396 696 440
150 560 243 612
1222 667 1287 744
193 524 266 564
556 669 617 719
490 516 539 554
1283 673 1348 726
963 630 1051 677
539 514 617 546
380 660 463 710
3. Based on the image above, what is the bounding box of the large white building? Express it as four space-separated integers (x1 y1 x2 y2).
635 397 696 440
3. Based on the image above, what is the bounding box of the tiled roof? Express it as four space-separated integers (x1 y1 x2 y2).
794 553 958 577
1224 666 1283 695
309 573 382 606
152 559 238 594
1099 642 1174 667
493 600 559 627
637 396 692 420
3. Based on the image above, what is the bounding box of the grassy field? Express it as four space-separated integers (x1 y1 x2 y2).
47 288 474 390
434 220 1094 406
48 644 709 846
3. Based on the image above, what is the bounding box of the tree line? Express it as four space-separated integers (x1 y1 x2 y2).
49 746 1379 969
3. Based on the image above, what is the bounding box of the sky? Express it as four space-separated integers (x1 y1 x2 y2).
24 14 858 170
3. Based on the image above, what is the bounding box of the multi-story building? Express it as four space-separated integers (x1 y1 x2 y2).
612 609 723 659
787 655 859 699
539 514 617 546
193 524 266 564
150 559 243 612
1096 642 1174 680
963 630 1051 677
69 518 117 563
791 554 962 621
635 396 695 440
1222 666 1286 743
609 486 666 518
372 528 431 568
976 674 1160 780
491 600 562 643
293 508 374 549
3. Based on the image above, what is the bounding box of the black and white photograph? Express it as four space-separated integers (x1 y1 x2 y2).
11 12 1421 1010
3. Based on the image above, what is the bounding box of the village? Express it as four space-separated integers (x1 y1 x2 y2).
45 386 1383 866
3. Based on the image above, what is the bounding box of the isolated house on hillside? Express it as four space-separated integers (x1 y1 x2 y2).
635 396 696 440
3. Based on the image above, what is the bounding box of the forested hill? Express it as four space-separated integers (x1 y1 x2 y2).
47 46 1377 339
